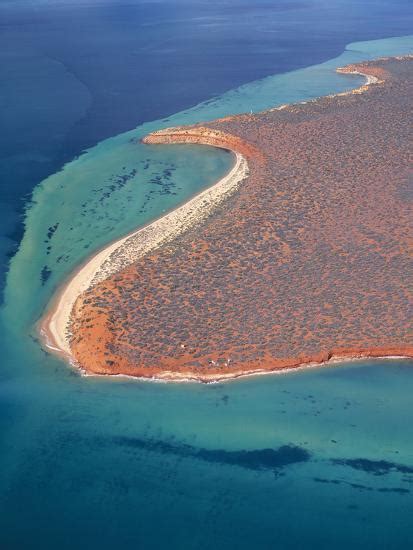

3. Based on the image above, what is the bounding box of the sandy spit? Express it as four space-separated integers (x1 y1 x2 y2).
40 151 248 358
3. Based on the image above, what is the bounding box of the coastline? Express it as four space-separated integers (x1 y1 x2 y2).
40 59 413 382
81 353 413 385
40 150 249 359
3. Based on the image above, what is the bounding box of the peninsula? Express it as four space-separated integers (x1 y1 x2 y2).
42 56 413 381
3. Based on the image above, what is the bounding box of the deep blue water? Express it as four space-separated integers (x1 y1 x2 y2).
1 2 413 549
1 0 413 292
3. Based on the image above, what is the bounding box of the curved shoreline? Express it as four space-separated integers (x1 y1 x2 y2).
81 354 413 384
40 149 249 360
40 60 413 381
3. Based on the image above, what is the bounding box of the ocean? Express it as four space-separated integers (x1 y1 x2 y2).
1 1 413 548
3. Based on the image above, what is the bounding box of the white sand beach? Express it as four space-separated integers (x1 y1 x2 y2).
41 151 248 359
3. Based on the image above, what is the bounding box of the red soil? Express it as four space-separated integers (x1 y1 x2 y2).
69 57 413 380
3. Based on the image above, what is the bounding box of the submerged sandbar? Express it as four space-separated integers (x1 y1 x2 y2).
43 56 413 381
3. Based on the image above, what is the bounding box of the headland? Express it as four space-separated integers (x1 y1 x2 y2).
41 56 413 381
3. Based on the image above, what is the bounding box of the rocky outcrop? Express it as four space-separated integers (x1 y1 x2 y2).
142 126 265 162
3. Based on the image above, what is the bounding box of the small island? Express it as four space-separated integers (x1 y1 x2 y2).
42 56 413 382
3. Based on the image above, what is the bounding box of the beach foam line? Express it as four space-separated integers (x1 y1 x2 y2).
40 150 249 358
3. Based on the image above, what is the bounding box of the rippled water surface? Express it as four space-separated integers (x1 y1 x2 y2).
1 18 413 550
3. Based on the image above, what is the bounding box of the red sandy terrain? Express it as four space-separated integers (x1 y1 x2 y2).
68 57 413 380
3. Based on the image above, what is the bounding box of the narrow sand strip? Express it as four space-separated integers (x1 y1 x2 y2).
269 71 381 113
41 151 248 357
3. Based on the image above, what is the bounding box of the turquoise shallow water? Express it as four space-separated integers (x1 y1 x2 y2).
1 36 413 549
